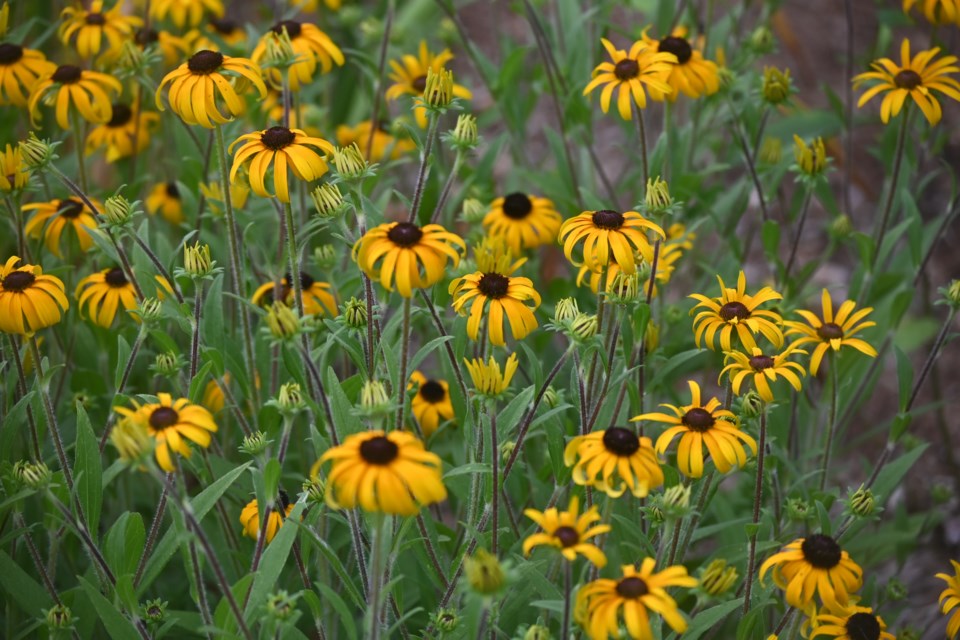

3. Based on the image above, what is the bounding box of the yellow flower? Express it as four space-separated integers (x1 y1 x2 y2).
809 606 895 640
633 380 756 477
689 271 784 352
0 257 69 335
903 0 960 24
129 28 189 67
239 496 294 544
115 393 219 472
564 428 663 498
145 182 185 225
853 38 960 125
583 38 675 119
335 121 416 162
85 102 159 163
0 143 28 192
759 535 863 612
252 20 344 91
558 209 664 275
229 126 334 203
202 375 228 414
156 50 266 128
576 559 697 639
386 40 472 128
205 17 246 46
28 64 122 129
522 495 610 567
0 43 55 107
24 198 101 258
576 238 686 300
937 559 960 638
151 0 223 29
640 27 719 101
199 179 250 215
785 289 877 375
59 0 142 60
352 221 465 298
463 352 518 398
313 430 446 515
793 135 827 176
76 267 139 328
409 371 455 438
251 271 337 317
483 193 561 254
720 345 806 402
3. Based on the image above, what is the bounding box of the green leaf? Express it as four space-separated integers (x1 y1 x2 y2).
873 443 928 501
761 220 781 266
0 392 36 463
74 403 103 539
114 334 131 389
307 585 358 640
298 521 365 608
104 512 145 578
685 598 744 640
263 458 281 501
188 361 214 404
242 502 305 620
78 576 141 640
0 549 53 616
894 346 913 411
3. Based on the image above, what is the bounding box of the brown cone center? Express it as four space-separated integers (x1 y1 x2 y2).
58 199 85 219
502 192 533 219
2 270 35 291
682 407 715 431
187 50 224 74
107 103 133 127
412 75 428 92
614 58 640 80
105 267 128 287
894 69 922 90
477 273 510 299
719 301 751 321
659 36 693 64
554 526 580 548
261 126 297 150
135 28 158 45
800 534 842 569
359 436 399 465
165 182 180 198
817 322 844 341
0 42 24 65
210 17 238 34
592 209 625 230
52 65 83 84
845 613 881 640
85 12 106 25
615 577 649 599
748 354 775 371
387 222 423 247
149 406 179 430
602 427 641 456
271 19 302 38
419 380 446 403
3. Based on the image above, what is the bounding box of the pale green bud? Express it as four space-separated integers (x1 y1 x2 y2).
240 430 270 456
183 242 214 277
265 590 297 620
311 182 345 217
461 197 486 223
464 548 506 595
103 193 135 225
450 113 478 149
645 176 672 213
18 133 56 170
553 297 580 324
14 460 51 489
265 302 300 340
524 625 550 640
762 67 792 105
570 313 598 340
847 484 876 517
700 559 738 596
342 296 367 329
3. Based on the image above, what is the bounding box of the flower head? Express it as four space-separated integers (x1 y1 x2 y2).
240 495 294 544
483 192 561 254
230 126 334 203
0 257 69 335
76 267 139 328
386 40 472 127
689 271 784 352
115 393 218 472
564 427 664 498
252 272 337 317
0 43 55 107
793 135 828 176
23 198 101 258
59 1 142 60
785 289 877 375
145 182 183 225
559 209 664 274
523 495 610 567
938 560 960 638
759 534 863 612
720 344 806 402
903 0 959 24
640 27 720 101
252 20 344 91
29 64 122 129
86 102 159 163
809 606 895 640
583 38 675 118
464 352 519 398
151 0 223 29
409 371 454 437
762 67 793 105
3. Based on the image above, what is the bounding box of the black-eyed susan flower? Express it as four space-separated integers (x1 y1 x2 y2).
115 393 218 472
409 370 454 438
386 40 472 128
145 182 184 225
156 50 266 128
0 144 29 192
759 535 863 612
564 427 664 498
640 27 719 100
0 42 55 107
229 126 334 203
23 197 101 258
809 606 895 640
313 430 446 515
633 380 756 477
353 221 465 298
76 267 139 328
558 209 664 275
206 17 246 47
59 1 142 60
240 495 294 544
199 178 250 215
720 345 806 402
464 352 518 398
576 230 689 299
903 0 959 24
853 38 960 125
251 271 337 316
252 20 344 91
785 289 877 375
522 495 610 568
576 559 697 639
449 240 540 347
335 120 416 162
202 375 228 415
85 102 159 162
0 256 69 335
483 192 562 254
937 559 960 638
689 271 784 352
583 38 675 119
151 0 223 29
28 64 122 129
131 27 189 67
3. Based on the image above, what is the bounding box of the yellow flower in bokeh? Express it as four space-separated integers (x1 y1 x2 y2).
76 267 139 328
523 495 610 567
85 102 159 163
564 427 663 498
689 271 784 352
59 1 142 59
409 371 454 438
583 38 675 119
759 535 862 612
24 198 101 258
0 43 55 107
151 0 223 29
145 182 185 225
640 27 719 101
28 64 122 129
252 20 344 90
115 393 218 472
483 193 561 254
335 121 416 162
937 559 960 638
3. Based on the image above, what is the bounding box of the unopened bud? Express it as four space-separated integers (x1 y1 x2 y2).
500 440 516 463
885 577 907 601
45 604 73 630
153 351 181 377
762 67 792 105
302 476 325 504
944 280 960 308
138 296 163 323
265 301 300 339
342 296 367 329
847 484 876 517
313 244 337 270
525 625 550 640
700 558 738 596
740 391 764 418
897 629 920 640
553 297 580 324
18 133 55 170
240 430 270 456
793 135 827 176
263 29 297 70
14 460 51 489
830 214 852 238
266 590 297 620
645 176 672 213
542 385 560 409
358 379 391 416
758 137 782 165
785 497 812 522
183 242 214 277
277 382 304 413
111 418 152 465
610 271 641 303
311 182 345 217
422 67 454 108
103 193 134 225
117 39 148 74
749 26 774 53
142 598 167 623
570 313 598 340
932 481 953 505
332 144 368 180
464 548 506 595
461 197 485 223
661 483 691 517
645 321 660 354
435 608 459 632
449 113 478 149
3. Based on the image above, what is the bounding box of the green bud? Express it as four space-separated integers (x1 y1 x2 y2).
464 548 506 595
262 29 297 70
137 296 163 323
358 379 391 416
661 483 691 517
461 197 486 223
542 385 560 409
152 351 181 377
142 599 167 624
885 577 907 601
240 431 271 456
847 484 876 517
342 296 367 329
449 113 478 149
19 132 56 170
422 67 454 108
645 176 672 213
740 391 764 419
762 67 792 105
830 213 853 239
570 313 598 341
609 271 641 304
311 182 345 218
265 590 297 620
333 144 368 180
897 628 920 640
665 305 684 325
785 497 813 522
302 476 325 505
944 279 960 308
500 440 516 463
758 137 782 165
183 241 214 277
313 244 337 271
553 297 580 325
699 558 738 597
646 504 664 524
749 26 774 53
265 302 300 340
111 417 152 466
524 625 551 640
932 481 952 505
103 193 135 226
13 460 51 489
434 608 459 632
44 604 73 630
277 382 304 413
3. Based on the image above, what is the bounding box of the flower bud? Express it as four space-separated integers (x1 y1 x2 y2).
793 135 827 176
240 430 271 456
152 351 181 377
422 67 454 108
117 39 149 75
13 460 51 489
785 497 813 522
18 133 55 170
45 604 73 630
263 29 297 70
570 313 598 341
830 213 853 239
524 625 550 640
137 296 163 323
646 504 664 524
103 193 135 226
449 113 478 149
932 481 952 505
762 67 792 105
847 484 876 517
265 302 300 340
313 244 337 271
897 628 920 640
609 271 641 304
332 144 368 180
661 483 691 518
749 25 774 53
553 297 580 325
434 608 459 632
542 385 560 409
945 280 960 308
358 379 391 416
645 176 672 213
645 321 660 354
111 417 152 466
266 590 297 620
740 391 764 418
464 548 506 595
311 182 345 217
342 296 367 329
277 382 304 413
142 598 167 624
183 242 214 277
500 439 516 463
461 197 486 223
758 137 782 165
302 476 325 504
885 577 907 601
699 558 738 597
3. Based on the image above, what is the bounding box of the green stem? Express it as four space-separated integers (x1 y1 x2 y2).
71 113 87 194
870 106 911 272
29 336 73 489
633 103 650 192
742 406 767 615
189 282 204 380
365 0 394 160
408 115 439 224
395 297 412 431
819 353 839 491
7 334 41 459
490 406 499 555
367 513 388 640
561 562 572 640
783 189 813 283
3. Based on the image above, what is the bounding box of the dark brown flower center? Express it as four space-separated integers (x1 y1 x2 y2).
107 103 133 127
2 270 35 291
615 577 648 599
800 534 842 569
817 322 844 341
165 182 180 198
719 301 751 321
58 199 85 219
845 613 881 640
502 192 533 219
386 222 423 247
419 380 446 403
278 489 291 511
149 406 179 430
0 42 24 65
135 28 159 46
285 271 314 290
554 526 580 548
477 273 510 299
682 407 715 431
359 435 399 465
748 354 775 371
412 75 427 92
592 209 625 230
893 69 922 90
52 65 83 84
210 17 238 35
271 19 302 38
602 427 641 456
105 267 128 287
261 126 296 150
659 36 693 64
187 50 224 74
614 58 640 81
85 12 106 26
